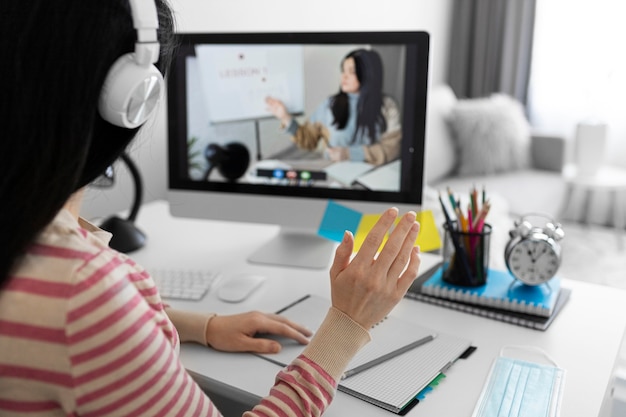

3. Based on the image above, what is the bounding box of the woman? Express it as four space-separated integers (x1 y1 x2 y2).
0 1 421 416
266 49 402 166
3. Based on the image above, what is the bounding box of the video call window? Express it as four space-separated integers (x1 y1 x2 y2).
168 32 429 205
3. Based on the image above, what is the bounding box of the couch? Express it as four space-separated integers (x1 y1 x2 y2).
419 84 569 268
422 84 568 219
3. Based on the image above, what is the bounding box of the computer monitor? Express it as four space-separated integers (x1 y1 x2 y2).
167 31 430 269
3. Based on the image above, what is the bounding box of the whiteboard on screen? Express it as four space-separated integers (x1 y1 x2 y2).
194 45 305 124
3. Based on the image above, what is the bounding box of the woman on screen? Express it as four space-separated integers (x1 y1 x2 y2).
266 48 402 166
0 1 422 415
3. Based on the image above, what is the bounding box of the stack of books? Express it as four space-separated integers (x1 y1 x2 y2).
405 259 571 331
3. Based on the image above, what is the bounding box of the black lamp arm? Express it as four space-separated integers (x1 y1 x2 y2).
120 152 143 223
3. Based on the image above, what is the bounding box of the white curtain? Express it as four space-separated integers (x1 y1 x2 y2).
528 0 626 167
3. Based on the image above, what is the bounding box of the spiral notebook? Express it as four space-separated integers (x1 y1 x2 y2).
406 288 571 331
421 267 562 317
258 294 474 414
405 263 571 331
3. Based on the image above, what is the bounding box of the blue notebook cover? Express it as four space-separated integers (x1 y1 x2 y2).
421 267 561 317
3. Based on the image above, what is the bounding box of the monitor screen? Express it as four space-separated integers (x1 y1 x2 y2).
167 31 430 268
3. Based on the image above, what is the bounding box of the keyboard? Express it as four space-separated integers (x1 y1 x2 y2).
150 269 221 301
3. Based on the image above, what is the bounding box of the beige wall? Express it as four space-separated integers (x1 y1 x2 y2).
81 0 454 220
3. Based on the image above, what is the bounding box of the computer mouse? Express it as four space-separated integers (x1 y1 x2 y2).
217 274 266 303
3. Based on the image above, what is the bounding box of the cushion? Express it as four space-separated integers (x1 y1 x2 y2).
447 94 531 176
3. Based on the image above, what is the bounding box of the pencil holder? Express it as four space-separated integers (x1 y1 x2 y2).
442 221 491 287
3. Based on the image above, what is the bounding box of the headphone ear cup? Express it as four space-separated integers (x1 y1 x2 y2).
99 53 164 128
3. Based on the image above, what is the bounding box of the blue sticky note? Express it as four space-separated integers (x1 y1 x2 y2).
318 200 362 242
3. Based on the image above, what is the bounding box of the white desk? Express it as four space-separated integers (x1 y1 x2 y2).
130 200 626 417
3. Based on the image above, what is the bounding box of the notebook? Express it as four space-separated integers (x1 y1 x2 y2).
405 265 572 331
421 267 562 317
324 161 375 186
258 294 473 414
406 287 571 331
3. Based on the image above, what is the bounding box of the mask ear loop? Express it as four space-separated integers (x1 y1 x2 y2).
499 345 560 367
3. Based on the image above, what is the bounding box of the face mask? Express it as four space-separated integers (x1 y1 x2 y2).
472 346 566 417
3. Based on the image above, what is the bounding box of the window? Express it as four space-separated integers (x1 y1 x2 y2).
528 0 626 165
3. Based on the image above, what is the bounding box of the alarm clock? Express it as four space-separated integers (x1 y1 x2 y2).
504 214 565 286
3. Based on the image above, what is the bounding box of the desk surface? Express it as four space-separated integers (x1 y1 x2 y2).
130 200 626 417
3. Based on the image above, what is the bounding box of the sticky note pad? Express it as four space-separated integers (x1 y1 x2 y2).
353 213 385 252
415 210 442 252
318 200 362 242
317 201 442 254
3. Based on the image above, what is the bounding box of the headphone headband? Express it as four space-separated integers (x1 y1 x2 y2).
98 0 163 128
129 0 160 65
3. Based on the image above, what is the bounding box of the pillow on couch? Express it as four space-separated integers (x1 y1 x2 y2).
447 93 531 176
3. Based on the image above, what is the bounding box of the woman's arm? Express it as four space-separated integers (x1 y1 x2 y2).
121 208 418 417
166 308 312 353
245 209 421 417
244 308 369 417
267 96 331 151
361 96 402 165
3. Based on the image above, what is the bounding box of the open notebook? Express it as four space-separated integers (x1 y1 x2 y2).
258 294 473 414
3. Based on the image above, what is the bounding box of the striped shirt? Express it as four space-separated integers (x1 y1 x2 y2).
0 209 369 416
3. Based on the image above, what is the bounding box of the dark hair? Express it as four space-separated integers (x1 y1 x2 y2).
0 0 176 285
330 49 387 144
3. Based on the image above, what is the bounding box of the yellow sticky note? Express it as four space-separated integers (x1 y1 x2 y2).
352 210 442 253
415 210 442 252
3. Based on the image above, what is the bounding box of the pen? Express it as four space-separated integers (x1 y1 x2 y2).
275 294 310 314
342 334 435 379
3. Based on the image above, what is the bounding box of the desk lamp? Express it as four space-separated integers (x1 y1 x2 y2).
99 152 146 253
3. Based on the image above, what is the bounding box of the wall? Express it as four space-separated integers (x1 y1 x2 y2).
80 0 454 220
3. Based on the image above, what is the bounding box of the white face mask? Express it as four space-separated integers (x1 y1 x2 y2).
472 346 566 417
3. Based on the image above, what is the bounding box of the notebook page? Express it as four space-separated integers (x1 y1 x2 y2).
339 333 472 412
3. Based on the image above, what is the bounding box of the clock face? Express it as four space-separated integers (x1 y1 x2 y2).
507 238 560 285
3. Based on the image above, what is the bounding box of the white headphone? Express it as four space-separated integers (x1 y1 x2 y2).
98 0 163 128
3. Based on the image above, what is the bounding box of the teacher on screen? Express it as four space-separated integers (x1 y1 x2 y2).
265 48 401 166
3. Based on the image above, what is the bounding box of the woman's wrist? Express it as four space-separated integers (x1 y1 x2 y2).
165 308 217 346
280 116 292 129
203 313 218 347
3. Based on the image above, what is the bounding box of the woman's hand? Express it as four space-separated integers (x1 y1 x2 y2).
265 96 291 127
326 146 349 162
205 311 312 353
329 208 421 329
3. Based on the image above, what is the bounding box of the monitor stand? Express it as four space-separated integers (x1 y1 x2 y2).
248 228 337 269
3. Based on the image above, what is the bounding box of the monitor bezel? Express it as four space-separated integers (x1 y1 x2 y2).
167 31 430 205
